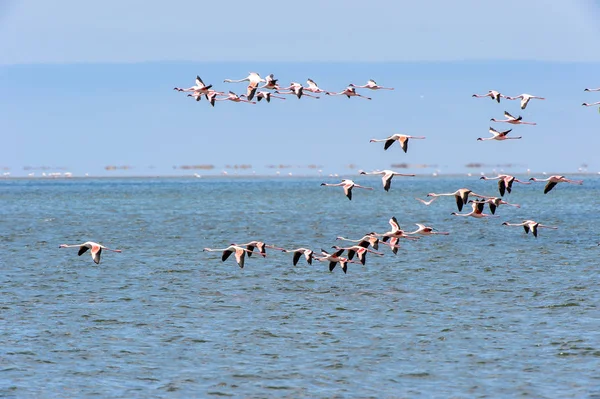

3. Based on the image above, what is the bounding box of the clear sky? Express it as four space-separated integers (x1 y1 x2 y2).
1 1 600 176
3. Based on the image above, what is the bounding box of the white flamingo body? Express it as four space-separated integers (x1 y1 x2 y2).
305 79 334 95
407 223 449 236
477 127 522 141
582 101 600 107
427 188 491 212
360 170 415 192
480 174 531 196
491 111 536 125
331 86 371 100
336 233 380 250
369 134 426 153
203 245 256 268
349 79 394 90
529 175 583 194
315 249 360 273
472 90 505 103
223 72 266 85
331 245 384 265
59 241 122 264
281 248 315 266
505 93 545 109
256 91 286 103
502 220 558 237
320 179 373 200
415 197 438 206
451 201 498 218
174 75 213 93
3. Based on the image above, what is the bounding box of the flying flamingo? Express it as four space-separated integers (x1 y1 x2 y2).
477 127 522 141
256 91 286 103
275 82 320 99
349 79 394 90
359 170 415 192
504 93 545 109
223 72 266 85
479 174 531 196
473 197 520 215
305 79 335 95
174 75 213 93
330 86 372 100
59 241 122 264
281 248 316 266
187 89 225 103
472 90 505 103
369 134 426 153
528 175 583 194
582 101 600 107
427 188 492 211
415 197 438 206
320 179 373 200
203 245 256 269
217 91 256 104
502 220 558 237
584 87 600 92
232 241 284 258
406 223 449 236
490 111 536 125
335 233 380 250
451 201 498 218
315 248 361 273
259 74 281 90
372 216 420 254
331 245 384 265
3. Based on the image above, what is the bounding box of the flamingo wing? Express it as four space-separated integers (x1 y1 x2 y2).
544 181 557 194
399 137 409 153
292 251 302 266
91 246 102 264
498 179 506 197
383 139 396 150
78 245 90 256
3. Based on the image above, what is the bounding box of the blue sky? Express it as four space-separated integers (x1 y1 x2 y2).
1 1 600 176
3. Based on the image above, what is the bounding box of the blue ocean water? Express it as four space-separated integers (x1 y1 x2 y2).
1 175 599 398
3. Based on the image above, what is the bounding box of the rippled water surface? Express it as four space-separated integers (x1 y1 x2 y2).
1 176 599 398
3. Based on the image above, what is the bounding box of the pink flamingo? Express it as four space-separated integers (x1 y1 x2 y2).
349 79 394 90
406 223 449 236
490 111 536 125
502 220 558 237
504 93 545 109
331 245 384 265
583 87 600 92
369 134 426 153
475 197 520 215
582 101 600 107
477 127 522 141
305 79 335 95
335 233 380 250
529 175 583 194
320 179 373 200
174 75 213 93
451 201 498 218
315 248 361 274
359 170 415 192
276 82 320 99
427 188 492 212
223 72 265 85
259 74 281 90
203 245 256 269
479 174 531 196
59 241 122 264
281 248 316 266
472 90 505 103
330 86 371 100
415 197 437 206
256 91 286 103
217 91 256 104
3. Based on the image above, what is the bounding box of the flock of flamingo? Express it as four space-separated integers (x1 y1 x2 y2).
172 73 393 106
58 76 589 272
